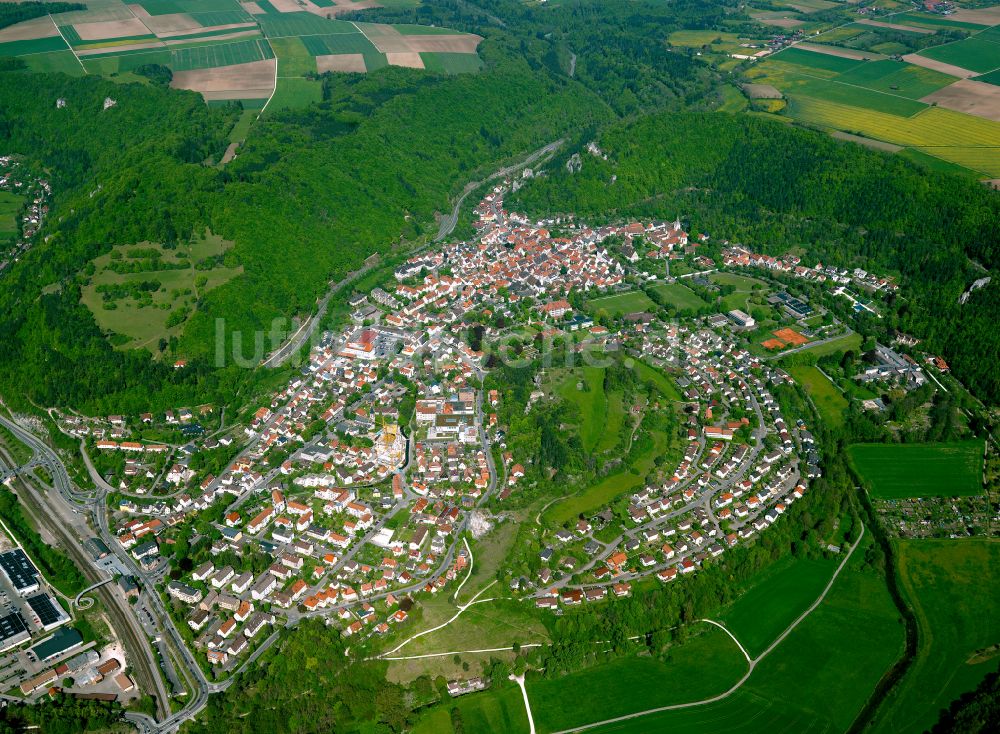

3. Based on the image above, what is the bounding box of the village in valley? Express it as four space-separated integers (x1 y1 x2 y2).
4 165 992 718
11 163 969 687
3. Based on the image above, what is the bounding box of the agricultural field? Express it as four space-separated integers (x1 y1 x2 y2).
749 36 1000 177
917 36 1000 75
527 627 749 734
586 289 655 316
847 440 985 499
783 96 1000 176
833 59 957 99
0 0 482 105
80 231 242 352
648 282 707 311
872 539 1000 734
785 364 848 427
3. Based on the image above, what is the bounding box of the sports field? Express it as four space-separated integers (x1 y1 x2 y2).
873 539 1000 734
847 440 984 499
648 282 707 311
528 627 748 733
786 364 848 427
586 290 655 316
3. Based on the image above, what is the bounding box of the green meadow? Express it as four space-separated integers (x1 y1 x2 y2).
847 440 984 499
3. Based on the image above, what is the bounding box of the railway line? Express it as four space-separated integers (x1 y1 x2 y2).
9 473 171 720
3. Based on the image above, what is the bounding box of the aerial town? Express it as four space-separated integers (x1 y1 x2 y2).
8 177 921 688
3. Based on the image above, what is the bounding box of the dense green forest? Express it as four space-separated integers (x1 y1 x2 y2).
0 694 122 734
185 620 409 734
0 2 84 31
930 667 1000 734
0 0 730 413
507 112 1000 403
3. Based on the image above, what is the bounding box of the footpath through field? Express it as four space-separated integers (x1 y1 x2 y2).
548 523 866 734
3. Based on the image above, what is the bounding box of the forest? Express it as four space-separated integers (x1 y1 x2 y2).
507 112 1000 404
0 2 83 31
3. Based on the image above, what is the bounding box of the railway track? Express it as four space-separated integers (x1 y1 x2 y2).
7 470 170 720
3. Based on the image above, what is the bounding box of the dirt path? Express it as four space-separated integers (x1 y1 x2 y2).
552 523 866 733
378 580 498 657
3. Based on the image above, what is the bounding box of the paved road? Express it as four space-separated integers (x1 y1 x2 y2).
261 139 562 371
435 139 564 241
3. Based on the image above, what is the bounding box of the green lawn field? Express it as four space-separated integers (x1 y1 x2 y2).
586 290 655 316
719 554 839 657
269 36 316 76
918 36 1000 74
555 366 617 455
786 364 848 427
630 359 683 401
793 331 861 358
0 191 23 239
412 685 528 734
710 271 770 311
421 52 483 74
266 77 322 111
649 282 707 311
80 232 242 352
847 440 984 499
528 626 749 733
398 598 549 657
786 76 928 117
872 539 1000 734
22 50 86 76
586 534 904 734
774 47 864 74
